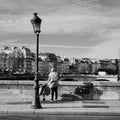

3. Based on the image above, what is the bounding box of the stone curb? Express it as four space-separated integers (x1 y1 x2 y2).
0 109 119 116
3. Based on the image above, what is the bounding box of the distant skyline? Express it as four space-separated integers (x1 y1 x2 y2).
0 0 120 59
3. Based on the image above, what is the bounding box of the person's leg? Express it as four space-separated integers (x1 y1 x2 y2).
51 88 54 100
54 87 58 100
42 88 46 101
39 86 43 96
42 94 46 101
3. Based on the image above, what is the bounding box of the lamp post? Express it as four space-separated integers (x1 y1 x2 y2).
31 13 42 109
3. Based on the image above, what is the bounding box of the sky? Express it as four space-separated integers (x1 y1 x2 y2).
0 0 120 59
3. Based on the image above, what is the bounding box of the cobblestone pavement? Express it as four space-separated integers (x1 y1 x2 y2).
0 89 120 116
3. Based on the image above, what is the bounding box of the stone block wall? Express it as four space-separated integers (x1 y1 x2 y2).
0 80 120 100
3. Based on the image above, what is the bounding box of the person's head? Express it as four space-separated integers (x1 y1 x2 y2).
51 67 56 72
39 84 42 87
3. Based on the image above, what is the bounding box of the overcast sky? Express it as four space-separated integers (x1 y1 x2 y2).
0 0 120 59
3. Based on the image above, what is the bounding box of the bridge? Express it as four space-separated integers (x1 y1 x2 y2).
39 74 118 82
60 75 117 82
59 75 96 81
95 75 117 82
59 75 118 82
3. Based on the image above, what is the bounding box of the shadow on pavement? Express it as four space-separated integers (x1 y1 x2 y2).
82 105 109 108
6 101 32 105
82 100 105 104
6 99 75 105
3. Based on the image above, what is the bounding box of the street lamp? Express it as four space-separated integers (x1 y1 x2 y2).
31 13 42 109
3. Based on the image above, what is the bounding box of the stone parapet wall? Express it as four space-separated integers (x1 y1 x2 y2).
0 80 120 100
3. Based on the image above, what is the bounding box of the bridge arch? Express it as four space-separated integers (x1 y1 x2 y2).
95 79 110 81
61 78 78 81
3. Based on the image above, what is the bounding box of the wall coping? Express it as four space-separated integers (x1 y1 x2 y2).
0 80 120 87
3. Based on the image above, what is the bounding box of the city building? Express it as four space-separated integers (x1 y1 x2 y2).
38 61 54 75
0 46 33 74
57 58 70 74
99 59 116 74
0 45 119 76
22 46 34 74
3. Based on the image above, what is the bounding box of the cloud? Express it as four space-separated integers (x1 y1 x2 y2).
0 0 120 58
0 0 120 36
6 42 95 49
0 39 21 45
0 15 32 33
82 29 120 59
0 13 119 36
